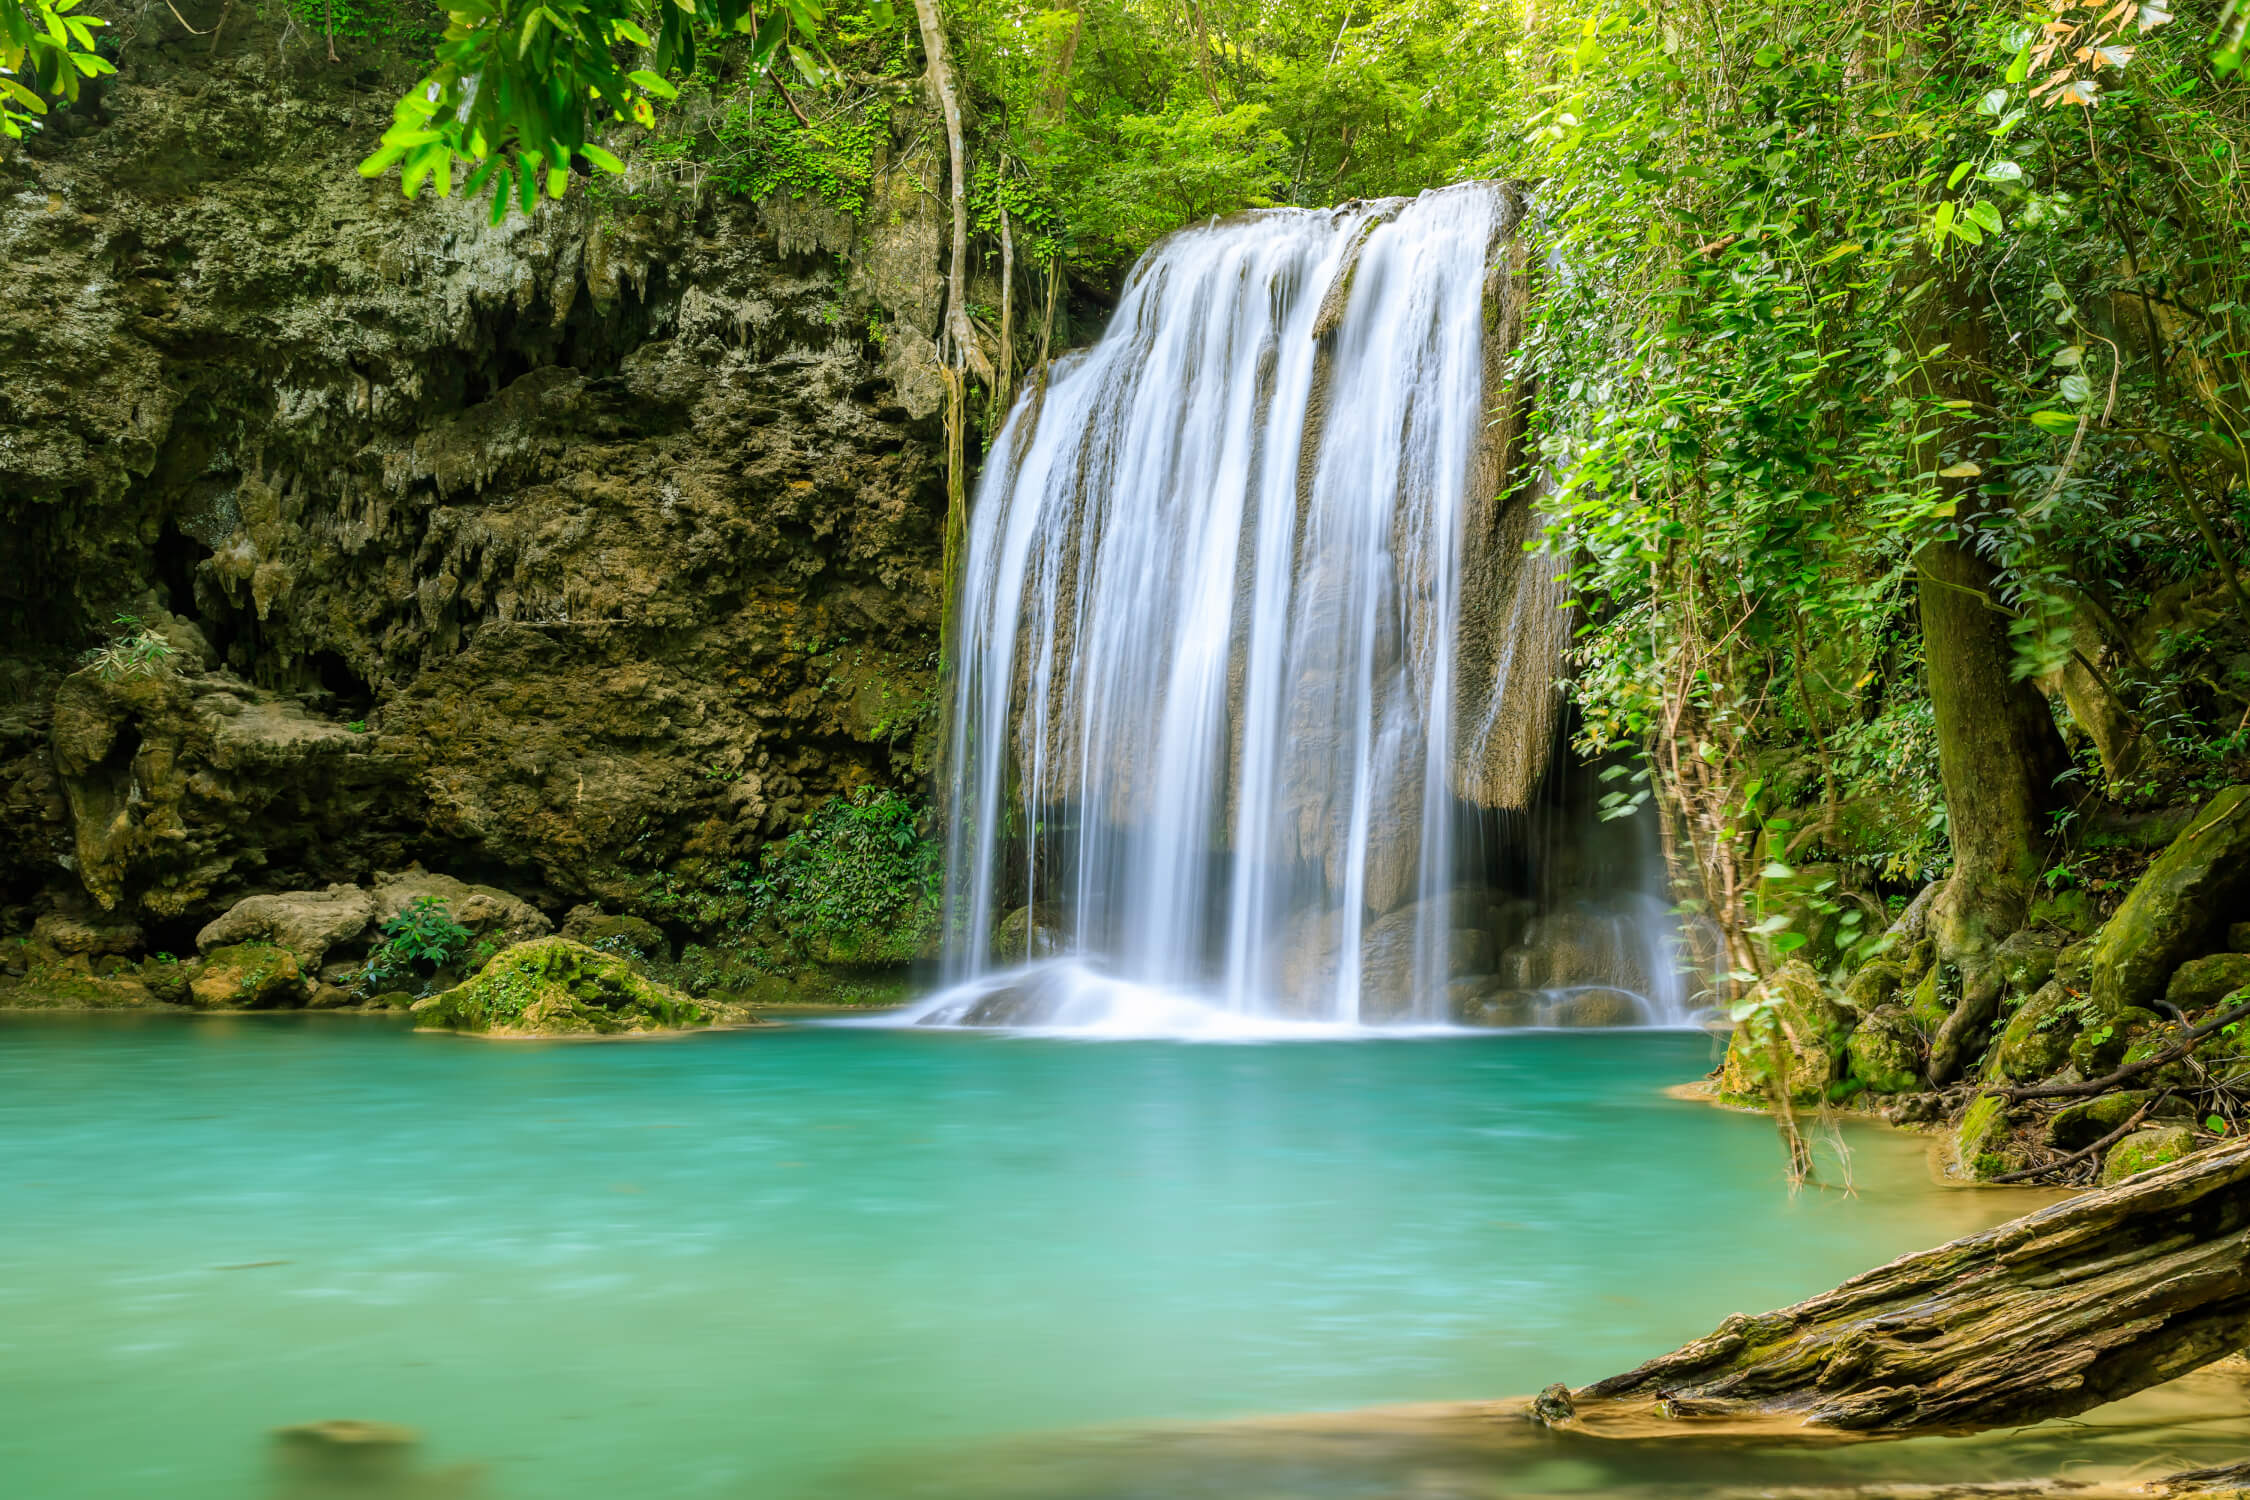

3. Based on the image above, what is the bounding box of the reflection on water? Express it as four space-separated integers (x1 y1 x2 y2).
846 1367 2250 1498
2 1015 2237 1498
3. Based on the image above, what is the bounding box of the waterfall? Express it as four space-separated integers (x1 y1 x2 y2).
902 182 1686 1033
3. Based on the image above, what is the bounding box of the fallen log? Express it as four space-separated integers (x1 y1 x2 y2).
1546 1137 2250 1437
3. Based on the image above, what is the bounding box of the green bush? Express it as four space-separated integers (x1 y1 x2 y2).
357 896 472 995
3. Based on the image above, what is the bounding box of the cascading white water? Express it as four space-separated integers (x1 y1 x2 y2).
900 183 1686 1034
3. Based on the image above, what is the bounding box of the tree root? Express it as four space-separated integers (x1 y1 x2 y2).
1546 1138 2250 1437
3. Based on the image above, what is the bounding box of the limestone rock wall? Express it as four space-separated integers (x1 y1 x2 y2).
0 3 954 940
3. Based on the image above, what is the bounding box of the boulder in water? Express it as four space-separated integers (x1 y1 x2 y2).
1718 961 1850 1105
1450 985 1539 1028
1550 988 1646 1028
410 938 757 1036
995 905 1063 962
190 943 309 1010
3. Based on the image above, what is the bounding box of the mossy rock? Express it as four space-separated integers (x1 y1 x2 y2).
411 938 761 1036
139 956 193 1005
2089 785 2250 1015
1450 986 1539 1028
994 905 1063 963
1986 981 2082 1084
2026 886 2096 938
1952 1092 2023 1180
2069 1005 2162 1077
0 970 162 1009
2054 938 2095 994
560 906 671 965
1843 1004 1922 1093
2167 953 2250 1015
1842 958 1908 1012
1551 988 1647 1027
1905 961 1951 1033
2046 1091 2192 1151
2101 1124 2199 1185
189 943 308 1010
1719 961 1852 1105
1994 929 2066 999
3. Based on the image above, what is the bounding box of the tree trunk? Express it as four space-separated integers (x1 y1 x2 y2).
1905 267 2072 1084
911 0 992 386
1543 1138 2250 1438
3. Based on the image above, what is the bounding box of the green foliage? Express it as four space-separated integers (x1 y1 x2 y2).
77 614 177 681
284 0 442 47
638 788 937 969
1505 0 2250 979
362 0 873 217
1 0 110 144
359 897 473 993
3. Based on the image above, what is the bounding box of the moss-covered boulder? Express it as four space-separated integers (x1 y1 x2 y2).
411 938 761 1037
560 906 671 965
2089 785 2250 1015
995 905 1063 963
2054 937 2095 994
1450 986 1539 1028
1986 981 2081 1083
2069 1005 2163 1077
195 885 376 969
1952 1092 2024 1180
2167 953 2250 1015
2101 1124 2198 1185
188 943 308 1010
1905 960 1952 1033
1843 1004 1923 1093
1994 929 2066 999
1843 958 1909 1012
2047 1091 2192 1150
1551 988 1647 1027
1719 962 1852 1105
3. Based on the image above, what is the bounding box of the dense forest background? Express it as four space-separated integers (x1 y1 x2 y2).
10 0 2250 1037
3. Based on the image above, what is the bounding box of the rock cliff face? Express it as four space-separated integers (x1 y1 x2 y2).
0 5 956 954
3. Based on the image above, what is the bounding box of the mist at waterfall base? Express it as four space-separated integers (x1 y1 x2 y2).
902 183 1689 1036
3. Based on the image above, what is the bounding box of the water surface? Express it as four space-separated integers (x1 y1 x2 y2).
1 1018 2225 1497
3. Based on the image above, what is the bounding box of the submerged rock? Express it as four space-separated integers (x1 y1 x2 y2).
2102 1124 2199 1185
994 905 1063 963
190 943 309 1010
410 938 758 1037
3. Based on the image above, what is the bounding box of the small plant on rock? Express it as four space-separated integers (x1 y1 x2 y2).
358 897 473 996
77 614 177 681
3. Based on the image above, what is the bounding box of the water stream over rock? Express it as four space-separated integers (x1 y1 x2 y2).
907 183 1686 1032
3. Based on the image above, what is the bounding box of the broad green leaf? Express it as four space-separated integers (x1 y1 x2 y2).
1967 199 2003 233
2029 409 2080 432
628 67 678 99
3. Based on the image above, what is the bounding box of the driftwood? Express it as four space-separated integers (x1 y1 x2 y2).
1549 1137 2250 1436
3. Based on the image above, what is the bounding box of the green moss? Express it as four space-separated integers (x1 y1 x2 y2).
635 789 939 974
191 943 307 1010
412 938 737 1036
2101 1124 2197 1184
1843 1005 1922 1093
1953 1092 2017 1180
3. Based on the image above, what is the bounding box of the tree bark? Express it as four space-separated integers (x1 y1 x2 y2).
912 0 993 386
1906 267 2072 1084
1545 1138 2250 1438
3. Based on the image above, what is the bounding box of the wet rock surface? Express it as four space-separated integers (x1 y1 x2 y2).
0 6 949 958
